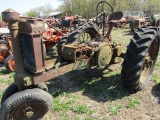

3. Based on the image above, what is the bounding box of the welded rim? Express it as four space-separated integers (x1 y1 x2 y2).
139 39 158 85
9 101 47 120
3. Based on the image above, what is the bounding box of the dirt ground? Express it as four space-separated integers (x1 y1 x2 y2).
0 27 160 120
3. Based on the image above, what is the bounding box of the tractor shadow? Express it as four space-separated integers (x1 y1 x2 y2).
47 67 133 102
151 83 160 104
122 29 133 36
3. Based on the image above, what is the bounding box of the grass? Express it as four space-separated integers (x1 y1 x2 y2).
154 61 160 70
152 74 160 84
0 78 5 83
128 98 141 108
108 105 123 115
52 92 76 112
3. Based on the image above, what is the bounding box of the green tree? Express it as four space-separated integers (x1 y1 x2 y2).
25 9 37 17
24 4 55 17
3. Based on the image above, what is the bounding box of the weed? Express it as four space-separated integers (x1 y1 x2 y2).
72 104 88 114
108 105 123 115
9 72 14 78
152 74 160 84
7 77 14 84
52 92 76 112
154 61 160 70
0 78 5 83
128 98 141 108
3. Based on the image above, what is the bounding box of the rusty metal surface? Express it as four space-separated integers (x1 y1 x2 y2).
2 9 25 74
96 43 113 69
19 19 45 74
33 58 91 84
61 43 92 62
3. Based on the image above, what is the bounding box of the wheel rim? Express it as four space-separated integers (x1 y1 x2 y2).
140 39 158 84
78 30 96 42
97 44 112 69
8 58 15 71
9 101 47 120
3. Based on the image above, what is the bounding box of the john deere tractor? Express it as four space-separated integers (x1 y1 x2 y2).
0 1 159 119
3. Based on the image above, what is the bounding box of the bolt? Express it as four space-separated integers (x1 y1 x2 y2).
25 111 34 118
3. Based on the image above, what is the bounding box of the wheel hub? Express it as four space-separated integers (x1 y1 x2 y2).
24 107 34 118
96 43 112 69
10 101 47 120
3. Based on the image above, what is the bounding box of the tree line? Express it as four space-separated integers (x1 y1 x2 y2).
57 0 160 18
0 0 159 19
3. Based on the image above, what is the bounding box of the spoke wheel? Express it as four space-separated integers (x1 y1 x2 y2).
0 88 53 120
121 26 160 92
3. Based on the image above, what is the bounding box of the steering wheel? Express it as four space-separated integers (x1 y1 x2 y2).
96 1 113 16
95 1 113 37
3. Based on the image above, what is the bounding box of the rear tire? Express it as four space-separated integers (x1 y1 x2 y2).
57 23 98 56
121 26 160 92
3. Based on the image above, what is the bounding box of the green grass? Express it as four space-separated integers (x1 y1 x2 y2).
108 105 123 115
72 104 89 114
52 92 76 112
152 74 160 84
128 98 141 108
154 60 160 70
0 78 5 83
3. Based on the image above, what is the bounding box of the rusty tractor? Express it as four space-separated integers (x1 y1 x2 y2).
43 14 87 52
129 11 153 33
0 23 15 72
0 1 160 119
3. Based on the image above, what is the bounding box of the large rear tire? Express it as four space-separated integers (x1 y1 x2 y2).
121 26 160 92
57 23 98 56
0 88 53 120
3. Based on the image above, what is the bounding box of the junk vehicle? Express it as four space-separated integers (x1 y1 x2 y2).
0 1 159 119
0 21 14 72
129 11 154 32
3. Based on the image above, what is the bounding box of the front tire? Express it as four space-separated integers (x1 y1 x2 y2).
121 26 160 92
1 82 48 105
0 88 53 120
